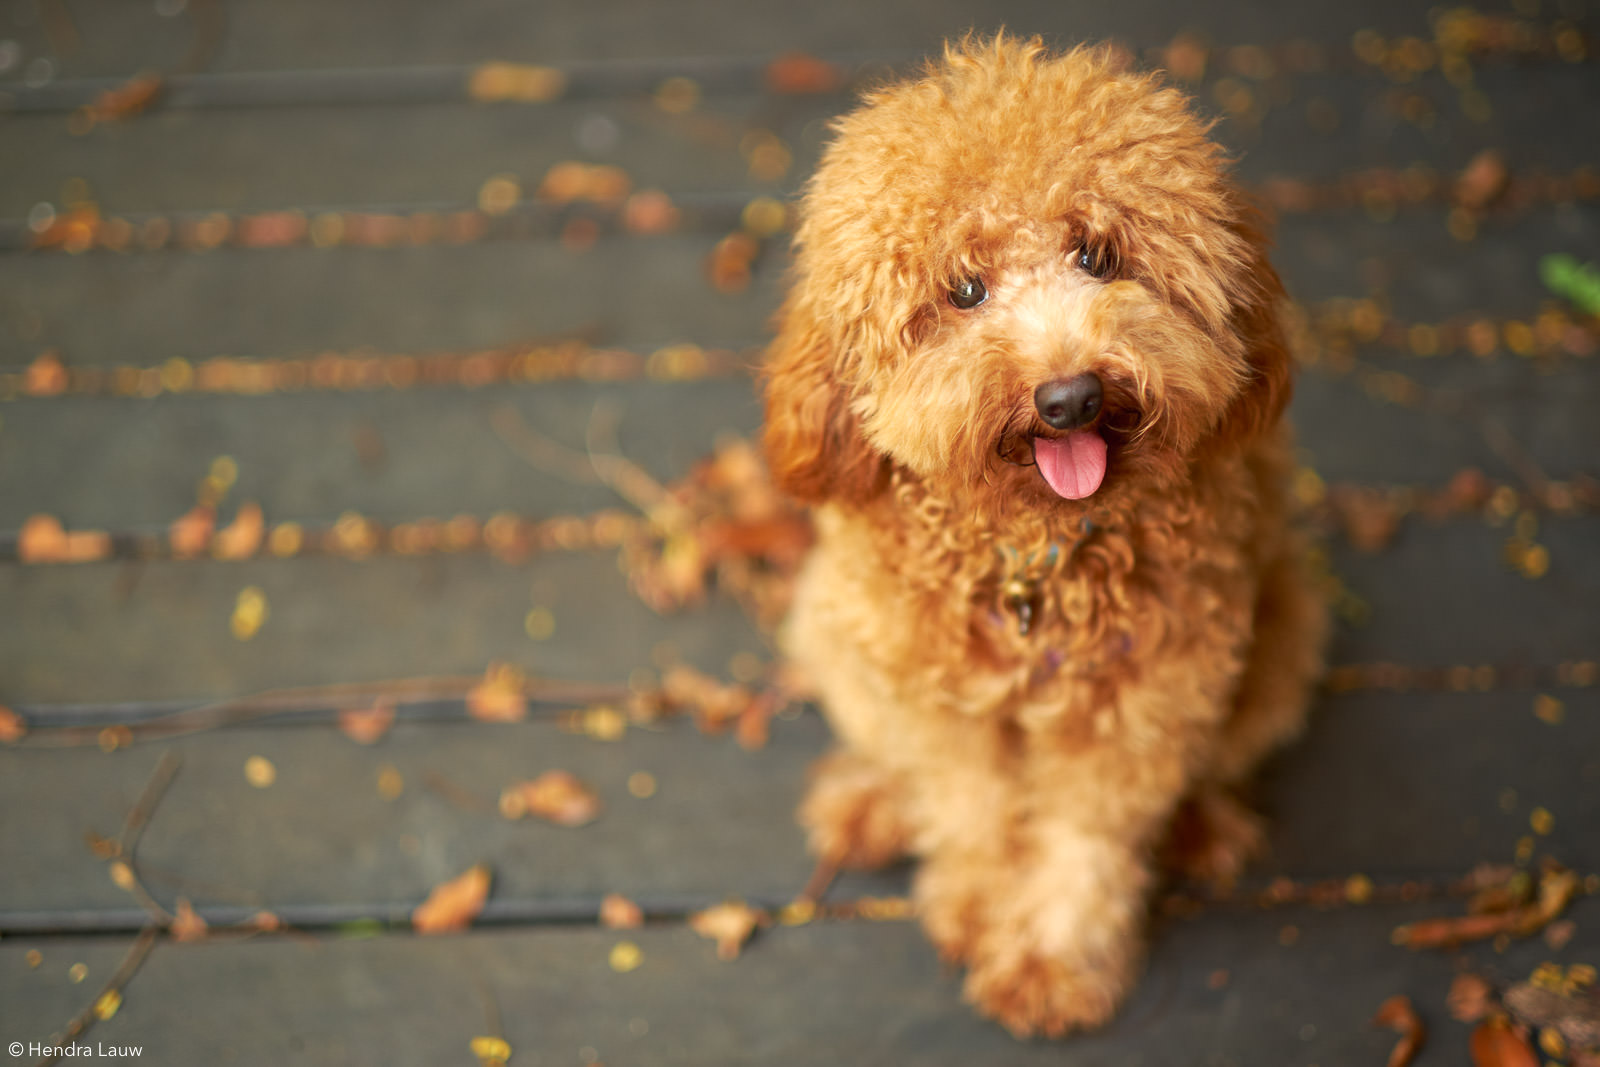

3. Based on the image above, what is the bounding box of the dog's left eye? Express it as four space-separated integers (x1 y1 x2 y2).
1077 242 1117 279
949 277 988 310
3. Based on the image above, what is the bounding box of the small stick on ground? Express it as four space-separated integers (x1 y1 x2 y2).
796 853 841 907
117 751 182 857
34 925 159 1066
423 771 500 816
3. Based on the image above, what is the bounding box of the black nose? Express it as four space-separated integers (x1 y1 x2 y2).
1034 373 1103 431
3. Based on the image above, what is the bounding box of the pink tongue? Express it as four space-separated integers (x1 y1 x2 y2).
1033 431 1107 500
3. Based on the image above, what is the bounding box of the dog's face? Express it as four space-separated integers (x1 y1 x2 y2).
764 37 1289 513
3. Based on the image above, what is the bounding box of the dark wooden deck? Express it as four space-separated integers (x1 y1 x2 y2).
2 1 1598 1063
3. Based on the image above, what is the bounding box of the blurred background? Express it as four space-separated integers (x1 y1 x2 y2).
1 1 1597 1064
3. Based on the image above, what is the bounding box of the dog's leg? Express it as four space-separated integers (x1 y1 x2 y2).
799 748 914 870
1211 542 1327 784
1160 782 1266 888
958 671 1232 1038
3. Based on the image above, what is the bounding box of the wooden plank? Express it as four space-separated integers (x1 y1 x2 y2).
2 683 1593 924
0 378 765 530
1263 688 1600 878
0 237 784 366
0 550 770 703
2 897 1595 1065
0 713 830 922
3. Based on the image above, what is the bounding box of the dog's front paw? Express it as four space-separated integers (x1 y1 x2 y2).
1162 786 1265 888
799 750 912 870
962 947 1134 1039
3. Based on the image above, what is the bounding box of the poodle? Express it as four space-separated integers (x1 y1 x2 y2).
762 35 1327 1037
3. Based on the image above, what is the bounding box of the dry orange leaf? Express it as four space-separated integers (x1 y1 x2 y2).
707 232 759 293
499 771 600 827
18 515 110 563
23 351 69 395
1457 149 1510 211
467 61 565 102
88 72 164 123
622 189 680 234
765 52 842 94
61 529 112 562
467 662 529 723
0 705 25 744
413 864 492 934
337 700 396 745
169 504 216 559
19 514 68 562
213 501 265 560
1373 994 1426 1067
600 892 644 929
690 900 764 961
1469 1016 1539 1067
170 897 209 942
1450 973 1496 1023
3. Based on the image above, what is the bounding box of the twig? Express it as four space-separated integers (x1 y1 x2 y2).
423 771 500 816
490 402 671 516
490 405 609 485
35 925 160 1066
117 752 182 857
796 853 841 906
20 674 630 748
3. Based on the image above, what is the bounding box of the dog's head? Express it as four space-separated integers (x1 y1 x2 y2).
763 35 1289 512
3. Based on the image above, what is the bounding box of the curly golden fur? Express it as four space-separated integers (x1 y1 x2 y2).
763 35 1327 1037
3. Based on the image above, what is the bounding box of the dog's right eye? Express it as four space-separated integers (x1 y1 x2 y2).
949 277 988 310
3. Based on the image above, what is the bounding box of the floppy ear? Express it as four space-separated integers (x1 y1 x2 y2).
761 290 890 505
1210 209 1293 450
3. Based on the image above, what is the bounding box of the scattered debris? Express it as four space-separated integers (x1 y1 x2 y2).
412 864 492 934
600 893 644 930
1392 862 1580 949
1374 994 1427 1067
498 771 601 827
337 700 396 745
690 900 767 961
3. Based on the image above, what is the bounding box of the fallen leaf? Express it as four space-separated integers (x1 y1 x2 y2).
338 700 396 745
1394 864 1579 948
231 586 269 641
61 529 111 562
1331 486 1403 552
1373 994 1427 1067
609 940 643 972
469 1035 513 1067
92 990 122 1020
1469 1016 1539 1067
248 911 282 932
87 72 164 123
690 900 765 961
170 897 209 942
622 189 680 234
0 705 26 743
413 864 492 934
243 755 276 788
213 501 265 560
706 232 759 292
467 61 565 102
1504 977 1600 1052
467 662 529 723
765 52 842 94
499 771 601 827
23 351 69 395
1456 149 1510 211
19 514 68 562
1449 972 1496 1023
170 504 216 559
600 893 643 929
